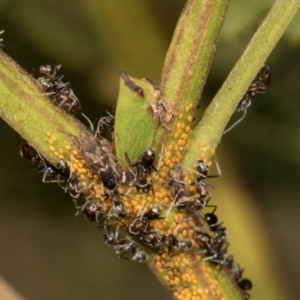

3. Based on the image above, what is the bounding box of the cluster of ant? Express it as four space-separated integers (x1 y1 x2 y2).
17 62 264 299
168 160 252 299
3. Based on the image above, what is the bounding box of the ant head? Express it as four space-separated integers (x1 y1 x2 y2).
204 212 218 227
196 159 209 177
149 205 161 218
239 279 252 291
39 64 61 79
142 147 155 166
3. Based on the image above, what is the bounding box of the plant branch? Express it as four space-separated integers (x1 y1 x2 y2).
0 49 82 165
182 0 300 168
160 0 229 116
154 0 229 165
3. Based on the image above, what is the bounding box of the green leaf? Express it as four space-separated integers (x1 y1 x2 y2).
115 72 157 168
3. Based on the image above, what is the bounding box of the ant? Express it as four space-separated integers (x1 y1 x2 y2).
95 111 115 138
238 278 252 300
126 147 157 194
20 142 70 184
203 207 226 238
37 64 82 116
103 224 148 262
20 142 43 171
107 192 127 219
138 228 164 254
128 205 162 236
224 62 272 134
79 201 103 223
194 226 228 265
39 64 62 80
168 163 213 213
163 234 193 256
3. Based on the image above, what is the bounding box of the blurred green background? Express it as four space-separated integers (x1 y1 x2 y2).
0 0 299 299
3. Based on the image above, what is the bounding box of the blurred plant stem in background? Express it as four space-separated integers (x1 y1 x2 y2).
0 277 26 300
84 0 167 79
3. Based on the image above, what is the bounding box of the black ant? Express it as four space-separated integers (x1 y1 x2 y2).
163 234 193 256
128 205 162 236
20 142 70 184
20 142 43 171
39 64 62 80
138 228 164 253
203 207 226 237
168 163 212 213
37 64 82 116
224 62 272 134
134 147 157 193
107 192 127 219
78 201 103 223
194 226 228 265
95 111 115 138
238 278 252 300
40 157 71 187
103 224 148 262
126 147 157 194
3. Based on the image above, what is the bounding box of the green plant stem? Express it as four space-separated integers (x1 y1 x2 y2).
182 0 300 168
160 0 229 116
0 49 81 165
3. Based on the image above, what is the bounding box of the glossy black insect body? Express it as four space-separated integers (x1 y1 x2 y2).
20 142 43 170
128 205 162 236
108 192 127 219
127 147 157 194
135 147 156 193
238 278 252 300
163 234 193 255
194 227 213 251
103 224 148 262
79 202 103 223
139 228 164 253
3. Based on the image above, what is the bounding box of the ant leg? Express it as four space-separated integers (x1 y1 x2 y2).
223 97 251 134
223 109 247 134
212 153 222 177
81 113 94 130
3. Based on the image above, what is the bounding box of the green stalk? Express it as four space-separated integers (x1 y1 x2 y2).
154 0 229 149
182 0 300 168
160 0 229 111
0 49 81 165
